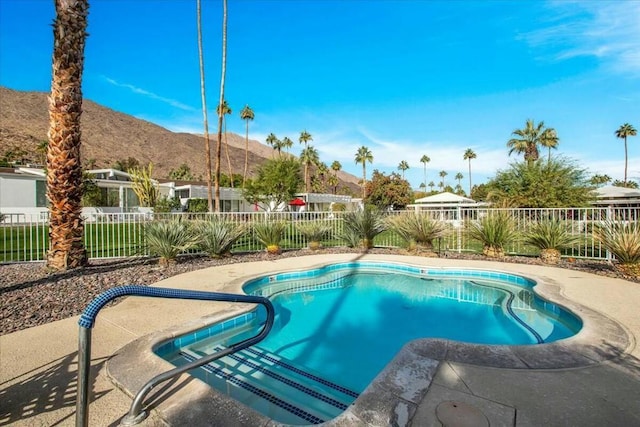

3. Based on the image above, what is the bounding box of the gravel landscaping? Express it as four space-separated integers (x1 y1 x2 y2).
1 248 637 336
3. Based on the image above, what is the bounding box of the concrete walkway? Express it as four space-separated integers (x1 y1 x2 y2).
1 254 639 426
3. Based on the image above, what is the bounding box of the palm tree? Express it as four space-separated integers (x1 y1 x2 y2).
300 145 320 192
331 160 342 194
317 162 329 192
420 154 430 189
197 0 213 211
46 0 88 270
355 146 373 199
240 104 254 189
266 133 279 156
36 140 48 165
463 148 477 195
439 170 448 191
214 0 229 212
282 137 294 153
615 123 637 184
428 181 435 192
328 174 339 194
455 172 464 187
507 119 558 166
216 99 233 187
398 160 409 179
272 139 285 156
299 131 313 187
540 129 559 162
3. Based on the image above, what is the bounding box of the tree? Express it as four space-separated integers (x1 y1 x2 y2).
240 104 254 189
46 0 89 270
216 99 233 187
327 174 339 194
112 157 140 172
540 129 559 162
366 170 413 210
242 157 303 209
589 174 611 187
266 133 278 153
282 137 294 153
615 123 637 184
196 0 213 212
455 172 464 187
485 157 594 208
355 146 373 199
36 140 48 165
214 0 229 212
463 148 476 195
397 160 409 179
507 119 558 165
428 181 435 192
129 164 159 207
419 154 430 189
169 163 195 180
612 179 639 189
438 170 448 190
299 131 313 190
300 145 319 192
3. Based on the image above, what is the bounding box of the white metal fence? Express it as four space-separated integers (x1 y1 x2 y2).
1 207 638 263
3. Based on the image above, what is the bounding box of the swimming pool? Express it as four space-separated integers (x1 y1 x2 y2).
155 261 581 425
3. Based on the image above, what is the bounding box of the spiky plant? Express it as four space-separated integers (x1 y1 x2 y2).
388 213 448 253
144 219 199 266
594 220 640 278
341 206 387 250
524 219 580 264
253 221 287 254
296 221 331 250
468 213 518 258
196 217 246 258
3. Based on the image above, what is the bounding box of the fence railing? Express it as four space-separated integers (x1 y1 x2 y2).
1 207 638 263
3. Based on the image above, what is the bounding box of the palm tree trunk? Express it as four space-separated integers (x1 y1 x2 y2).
624 137 628 183
305 163 309 193
46 0 89 271
223 121 233 187
197 0 213 212
468 160 472 196
243 120 249 189
215 0 228 212
362 164 366 199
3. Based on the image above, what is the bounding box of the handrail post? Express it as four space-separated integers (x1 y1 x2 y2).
76 326 92 427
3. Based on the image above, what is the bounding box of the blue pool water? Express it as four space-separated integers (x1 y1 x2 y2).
156 262 581 425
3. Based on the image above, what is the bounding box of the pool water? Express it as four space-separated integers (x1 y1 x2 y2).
156 262 581 425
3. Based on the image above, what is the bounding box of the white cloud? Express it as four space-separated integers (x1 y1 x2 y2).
102 76 197 111
522 1 640 75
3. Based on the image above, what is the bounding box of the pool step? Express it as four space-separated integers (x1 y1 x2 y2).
179 346 358 425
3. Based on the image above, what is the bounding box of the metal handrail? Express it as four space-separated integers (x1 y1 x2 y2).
76 285 275 427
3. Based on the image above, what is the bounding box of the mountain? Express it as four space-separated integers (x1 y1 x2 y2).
0 86 360 192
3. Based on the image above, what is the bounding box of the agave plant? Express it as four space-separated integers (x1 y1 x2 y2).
524 219 580 264
253 221 288 255
340 206 387 250
144 218 199 266
388 213 448 253
296 221 331 250
594 220 640 278
196 217 246 258
467 213 518 258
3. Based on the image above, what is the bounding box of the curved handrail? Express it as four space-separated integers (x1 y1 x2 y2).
75 285 274 427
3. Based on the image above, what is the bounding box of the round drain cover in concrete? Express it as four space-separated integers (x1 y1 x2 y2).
436 401 489 427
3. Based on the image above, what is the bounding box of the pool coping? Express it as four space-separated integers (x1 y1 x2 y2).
106 258 633 426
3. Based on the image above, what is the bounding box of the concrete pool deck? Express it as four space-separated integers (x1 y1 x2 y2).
1 253 639 426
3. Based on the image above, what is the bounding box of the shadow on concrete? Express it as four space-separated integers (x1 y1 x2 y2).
0 351 109 426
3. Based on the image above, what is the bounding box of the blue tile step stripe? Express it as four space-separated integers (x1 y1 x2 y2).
180 351 325 425
213 347 351 411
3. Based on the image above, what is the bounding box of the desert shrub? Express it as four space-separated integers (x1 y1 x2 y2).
388 213 448 251
340 206 387 249
253 221 288 254
467 213 518 257
144 218 199 266
524 219 579 264
296 221 332 250
196 217 246 258
593 220 640 265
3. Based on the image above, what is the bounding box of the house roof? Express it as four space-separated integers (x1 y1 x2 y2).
595 185 640 199
414 192 476 204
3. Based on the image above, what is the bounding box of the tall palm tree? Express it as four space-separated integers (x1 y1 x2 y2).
507 119 557 166
197 0 213 211
540 129 559 162
355 146 373 199
463 148 477 195
300 145 319 192
214 0 228 212
397 160 409 179
46 0 89 270
428 181 435 192
240 104 254 189
299 131 313 187
266 133 278 156
282 137 294 153
331 160 342 194
216 99 233 187
439 170 448 191
36 140 48 165
455 172 464 187
615 123 637 184
420 154 430 189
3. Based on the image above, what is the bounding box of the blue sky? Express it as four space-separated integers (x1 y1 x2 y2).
1 0 639 191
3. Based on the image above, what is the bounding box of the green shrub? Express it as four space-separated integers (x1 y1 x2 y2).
196 217 246 258
388 213 448 251
340 206 387 249
154 195 182 213
296 221 332 250
144 218 199 266
524 219 579 264
468 213 518 257
594 220 640 265
253 221 287 254
186 198 209 213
